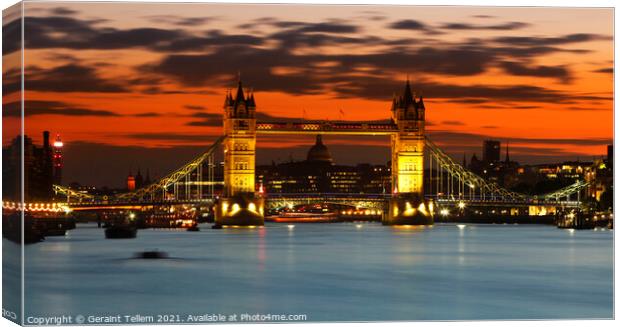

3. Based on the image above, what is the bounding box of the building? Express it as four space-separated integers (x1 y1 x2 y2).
52 134 63 185
2 132 55 201
256 135 391 194
482 140 501 163
126 171 136 191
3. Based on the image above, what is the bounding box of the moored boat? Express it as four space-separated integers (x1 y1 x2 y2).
105 225 138 239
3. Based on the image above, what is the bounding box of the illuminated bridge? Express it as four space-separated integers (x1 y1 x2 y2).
50 79 589 226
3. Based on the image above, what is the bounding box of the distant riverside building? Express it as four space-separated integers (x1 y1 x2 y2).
256 135 391 194
127 171 136 191
52 134 63 185
482 140 501 163
2 132 55 201
125 168 152 191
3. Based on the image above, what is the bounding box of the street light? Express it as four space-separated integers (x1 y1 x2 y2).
458 201 466 209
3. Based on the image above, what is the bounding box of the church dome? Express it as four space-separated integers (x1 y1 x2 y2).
306 135 333 163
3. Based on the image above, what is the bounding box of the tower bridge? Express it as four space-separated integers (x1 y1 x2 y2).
51 79 589 226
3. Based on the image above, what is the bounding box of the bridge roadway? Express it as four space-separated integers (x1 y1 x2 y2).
63 193 581 210
256 121 400 135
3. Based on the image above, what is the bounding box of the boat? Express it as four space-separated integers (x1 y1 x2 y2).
557 211 595 230
43 229 67 237
187 225 200 232
105 225 138 239
266 212 339 223
135 250 168 259
144 207 198 229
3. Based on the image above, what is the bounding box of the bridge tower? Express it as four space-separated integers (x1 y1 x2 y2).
215 80 264 226
384 79 434 225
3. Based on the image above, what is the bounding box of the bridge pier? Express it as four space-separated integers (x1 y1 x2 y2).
214 193 265 227
383 194 434 225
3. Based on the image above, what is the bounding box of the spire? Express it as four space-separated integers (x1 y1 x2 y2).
505 141 510 163
403 78 414 106
316 134 323 145
463 152 467 167
235 80 245 102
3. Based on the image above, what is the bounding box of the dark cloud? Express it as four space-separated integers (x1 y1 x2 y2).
330 75 607 103
7 13 610 111
3 100 120 117
132 112 162 117
593 67 613 74
442 121 465 126
125 133 219 142
428 130 612 147
441 22 529 30
143 15 216 26
295 21 359 33
184 105 206 111
493 33 612 47
18 15 257 53
185 112 222 127
25 63 128 93
157 30 264 51
2 17 21 55
499 61 571 81
2 67 21 95
50 7 79 15
388 19 435 33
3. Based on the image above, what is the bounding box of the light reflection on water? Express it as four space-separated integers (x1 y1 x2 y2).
13 222 613 321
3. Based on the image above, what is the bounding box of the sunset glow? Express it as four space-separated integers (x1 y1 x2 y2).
2 2 613 187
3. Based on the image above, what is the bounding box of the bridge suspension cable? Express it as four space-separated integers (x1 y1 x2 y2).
115 136 226 202
424 137 588 205
53 184 95 202
425 137 528 203
538 179 590 202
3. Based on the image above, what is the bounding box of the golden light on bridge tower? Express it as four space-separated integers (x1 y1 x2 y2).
384 79 433 225
215 78 433 227
215 79 265 227
223 81 257 196
391 79 425 195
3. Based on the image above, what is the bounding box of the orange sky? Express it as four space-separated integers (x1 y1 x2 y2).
2 2 614 186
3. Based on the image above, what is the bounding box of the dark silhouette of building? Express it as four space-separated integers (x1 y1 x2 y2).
256 135 391 194
2 132 55 201
52 134 63 185
135 169 144 188
127 171 136 191
482 140 501 163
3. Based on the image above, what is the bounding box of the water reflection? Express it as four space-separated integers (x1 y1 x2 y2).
21 223 613 321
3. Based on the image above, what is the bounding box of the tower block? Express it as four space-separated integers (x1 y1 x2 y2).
215 80 264 227
384 80 434 225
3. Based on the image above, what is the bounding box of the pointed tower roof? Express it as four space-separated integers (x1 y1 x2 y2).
235 80 245 103
402 78 415 108
505 141 510 163
463 152 467 167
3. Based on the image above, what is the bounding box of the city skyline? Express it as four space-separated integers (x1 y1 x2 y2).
2 3 613 187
